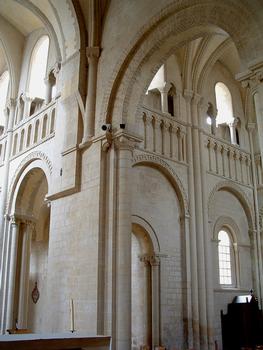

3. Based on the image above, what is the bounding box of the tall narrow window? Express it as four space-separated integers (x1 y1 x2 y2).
215 82 233 125
28 36 49 99
218 230 232 285
0 71 9 128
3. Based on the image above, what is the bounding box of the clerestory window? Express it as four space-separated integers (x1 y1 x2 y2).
0 71 10 129
218 230 232 285
215 82 233 125
28 36 49 99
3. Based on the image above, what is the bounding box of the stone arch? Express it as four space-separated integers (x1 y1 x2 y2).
100 1 262 132
212 216 240 243
208 180 254 230
6 151 52 214
132 154 189 217
132 215 160 254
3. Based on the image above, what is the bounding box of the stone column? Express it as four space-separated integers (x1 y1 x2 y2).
247 123 263 305
150 255 160 348
81 47 100 147
18 221 34 328
183 90 200 350
191 94 208 349
0 215 11 333
23 95 34 119
3 108 9 133
229 120 237 145
240 69 263 160
0 99 16 238
159 88 168 114
114 133 136 350
6 216 20 331
198 98 214 350
162 121 170 156
143 114 154 152
44 78 52 105
153 117 162 154
139 255 152 348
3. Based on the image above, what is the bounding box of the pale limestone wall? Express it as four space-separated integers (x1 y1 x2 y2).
132 164 185 349
209 189 253 348
28 239 49 332
45 143 102 333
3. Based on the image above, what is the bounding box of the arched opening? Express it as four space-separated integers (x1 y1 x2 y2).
34 120 40 144
7 167 50 332
28 36 49 100
131 224 155 349
50 109 56 133
42 115 48 139
26 125 32 148
0 70 9 131
131 162 187 349
215 82 234 125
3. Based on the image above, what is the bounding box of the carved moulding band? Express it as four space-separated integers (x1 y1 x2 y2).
5 151 52 214
132 153 189 216
207 180 255 230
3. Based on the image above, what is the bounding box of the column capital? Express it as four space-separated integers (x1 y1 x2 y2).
153 116 162 127
247 122 256 132
6 98 16 109
86 46 100 59
52 61 61 77
192 92 203 106
183 89 194 103
237 66 263 94
10 215 19 225
113 131 141 151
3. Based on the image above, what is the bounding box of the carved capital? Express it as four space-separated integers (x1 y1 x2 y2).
10 215 19 225
52 62 61 77
139 253 161 266
162 121 170 130
114 133 138 151
183 89 193 103
153 116 162 127
192 93 203 106
247 122 256 133
7 98 16 109
143 113 153 126
86 46 100 59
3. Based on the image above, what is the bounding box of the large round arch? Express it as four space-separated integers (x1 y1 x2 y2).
132 154 189 218
207 181 254 230
99 1 263 132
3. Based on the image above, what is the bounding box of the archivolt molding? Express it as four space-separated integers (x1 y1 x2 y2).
133 153 189 216
208 180 255 230
100 0 261 128
6 151 52 213
212 216 240 242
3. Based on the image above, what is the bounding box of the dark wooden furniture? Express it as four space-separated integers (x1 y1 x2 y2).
0 333 111 350
221 295 263 350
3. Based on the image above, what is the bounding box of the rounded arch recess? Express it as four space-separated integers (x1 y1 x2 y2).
132 215 160 254
6 151 52 215
208 181 254 231
132 154 189 218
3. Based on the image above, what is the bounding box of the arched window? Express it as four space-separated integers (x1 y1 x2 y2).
215 82 233 125
218 230 233 285
0 71 9 128
28 36 49 99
